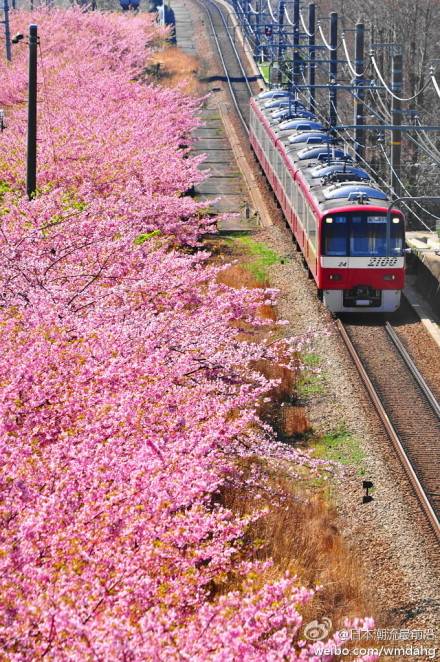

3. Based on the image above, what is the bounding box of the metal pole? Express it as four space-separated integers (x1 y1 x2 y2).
292 0 300 88
277 0 285 78
329 11 337 127
308 3 316 112
391 51 402 198
354 22 365 161
4 0 12 62
254 0 261 59
26 24 38 200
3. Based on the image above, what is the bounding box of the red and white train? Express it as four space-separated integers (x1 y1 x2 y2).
249 91 406 313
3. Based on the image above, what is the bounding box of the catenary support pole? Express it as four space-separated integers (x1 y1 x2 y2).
292 0 300 87
391 50 402 198
26 24 38 200
308 3 316 112
254 0 261 59
329 11 337 127
277 0 285 71
4 0 12 61
354 22 365 161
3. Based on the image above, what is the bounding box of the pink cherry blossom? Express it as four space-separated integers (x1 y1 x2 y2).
0 8 376 660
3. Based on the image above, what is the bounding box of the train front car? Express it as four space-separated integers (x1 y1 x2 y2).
319 203 405 313
249 92 406 314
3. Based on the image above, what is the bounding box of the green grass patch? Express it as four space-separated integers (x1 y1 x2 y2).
313 426 365 471
302 352 321 368
233 236 282 283
259 63 270 84
296 372 325 397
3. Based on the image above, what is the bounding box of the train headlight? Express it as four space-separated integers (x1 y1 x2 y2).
383 274 396 281
392 217 400 223
329 273 342 281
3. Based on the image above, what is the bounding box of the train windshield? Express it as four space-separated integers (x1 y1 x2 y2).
323 214 404 257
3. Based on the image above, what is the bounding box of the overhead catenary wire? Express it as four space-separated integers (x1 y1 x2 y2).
265 0 277 23
296 70 434 230
299 10 313 37
431 73 440 99
284 5 293 26
371 54 431 102
369 86 391 120
341 34 365 78
354 88 440 166
317 23 335 52
379 143 440 226
415 118 440 159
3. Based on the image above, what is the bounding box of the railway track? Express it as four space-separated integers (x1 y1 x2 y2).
194 0 440 544
337 317 440 542
193 0 255 132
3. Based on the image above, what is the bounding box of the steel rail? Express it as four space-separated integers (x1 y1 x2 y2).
195 0 252 134
336 318 440 543
385 321 440 420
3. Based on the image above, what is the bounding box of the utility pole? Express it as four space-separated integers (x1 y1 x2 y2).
4 0 12 61
354 22 365 161
26 24 38 200
254 0 261 59
292 0 300 87
308 3 316 113
391 50 402 198
277 0 285 71
329 11 338 128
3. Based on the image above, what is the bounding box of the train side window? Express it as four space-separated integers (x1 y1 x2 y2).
292 179 298 211
288 174 293 202
297 188 304 221
308 209 317 248
281 159 287 192
323 216 348 256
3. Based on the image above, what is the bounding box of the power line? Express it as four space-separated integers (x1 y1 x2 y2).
299 10 313 37
265 0 276 24
416 118 440 159
341 34 365 78
431 73 440 100
371 54 432 102
379 143 440 224
317 22 335 52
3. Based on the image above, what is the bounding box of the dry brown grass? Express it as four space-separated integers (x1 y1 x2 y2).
216 264 277 321
148 47 201 95
220 462 377 631
281 404 310 436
